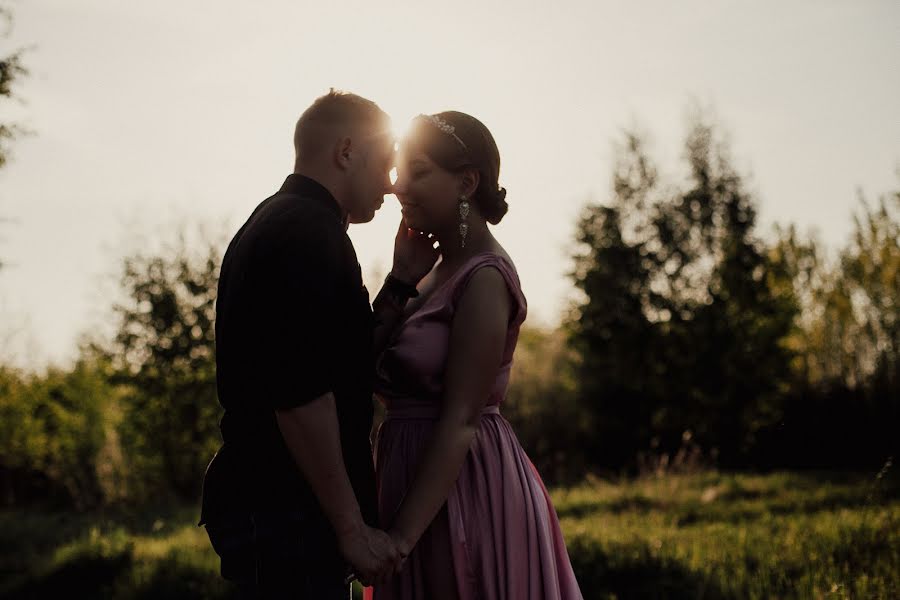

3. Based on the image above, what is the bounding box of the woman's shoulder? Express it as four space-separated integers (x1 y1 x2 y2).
450 248 527 320
457 248 518 285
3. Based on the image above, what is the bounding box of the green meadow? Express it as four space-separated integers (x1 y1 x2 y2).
2 471 896 600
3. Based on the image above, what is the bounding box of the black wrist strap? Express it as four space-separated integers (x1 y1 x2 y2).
384 273 420 299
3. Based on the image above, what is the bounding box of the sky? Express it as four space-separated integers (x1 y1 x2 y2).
0 0 898 368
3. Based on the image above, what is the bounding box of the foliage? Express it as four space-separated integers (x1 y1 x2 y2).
98 229 224 501
505 326 584 483
568 108 797 469
0 2 28 171
0 359 117 509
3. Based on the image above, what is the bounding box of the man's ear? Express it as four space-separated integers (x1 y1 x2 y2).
333 136 353 171
460 167 480 199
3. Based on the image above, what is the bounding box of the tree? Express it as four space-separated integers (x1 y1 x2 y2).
568 132 662 468
766 185 899 467
100 227 224 501
775 186 899 392
569 107 797 469
669 111 796 463
0 358 113 509
0 4 26 164
841 192 900 390
0 3 29 271
767 225 826 387
505 326 583 484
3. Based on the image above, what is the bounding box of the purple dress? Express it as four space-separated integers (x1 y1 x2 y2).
367 253 584 600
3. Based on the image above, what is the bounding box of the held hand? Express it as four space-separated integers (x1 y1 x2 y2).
391 219 440 286
387 528 412 574
337 523 401 586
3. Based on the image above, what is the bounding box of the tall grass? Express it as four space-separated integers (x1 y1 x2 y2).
554 470 899 599
2 471 897 599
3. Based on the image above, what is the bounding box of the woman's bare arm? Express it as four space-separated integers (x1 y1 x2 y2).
386 266 512 556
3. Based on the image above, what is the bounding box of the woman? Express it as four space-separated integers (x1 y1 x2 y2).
367 111 583 599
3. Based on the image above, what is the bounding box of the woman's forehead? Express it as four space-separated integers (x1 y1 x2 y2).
398 141 433 164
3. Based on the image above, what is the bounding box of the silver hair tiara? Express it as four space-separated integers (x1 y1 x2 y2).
420 114 467 149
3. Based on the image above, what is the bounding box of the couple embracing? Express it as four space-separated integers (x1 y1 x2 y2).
201 89 583 600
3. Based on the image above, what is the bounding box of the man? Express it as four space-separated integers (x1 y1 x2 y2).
200 90 436 598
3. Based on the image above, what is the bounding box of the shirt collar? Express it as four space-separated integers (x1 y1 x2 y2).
279 174 348 227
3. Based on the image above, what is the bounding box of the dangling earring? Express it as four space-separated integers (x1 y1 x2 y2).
458 195 470 248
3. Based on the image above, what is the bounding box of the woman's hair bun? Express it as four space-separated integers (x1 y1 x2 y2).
482 186 508 225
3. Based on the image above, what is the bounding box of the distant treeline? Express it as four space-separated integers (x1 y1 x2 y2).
506 109 898 482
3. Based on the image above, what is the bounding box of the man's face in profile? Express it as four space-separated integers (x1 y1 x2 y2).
346 129 395 224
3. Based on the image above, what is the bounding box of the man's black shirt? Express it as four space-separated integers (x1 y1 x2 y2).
213 174 377 532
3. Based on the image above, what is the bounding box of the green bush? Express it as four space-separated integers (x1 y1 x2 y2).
0 360 117 509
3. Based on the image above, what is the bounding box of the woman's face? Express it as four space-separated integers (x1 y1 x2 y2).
393 141 461 234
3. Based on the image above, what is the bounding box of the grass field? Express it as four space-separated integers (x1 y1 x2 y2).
1 471 897 599
554 470 898 599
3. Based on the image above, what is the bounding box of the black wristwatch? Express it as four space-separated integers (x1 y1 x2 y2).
384 273 420 299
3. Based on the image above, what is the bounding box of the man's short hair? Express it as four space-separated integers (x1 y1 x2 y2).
293 89 390 162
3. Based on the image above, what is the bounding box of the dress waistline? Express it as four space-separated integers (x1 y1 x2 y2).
384 404 501 421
